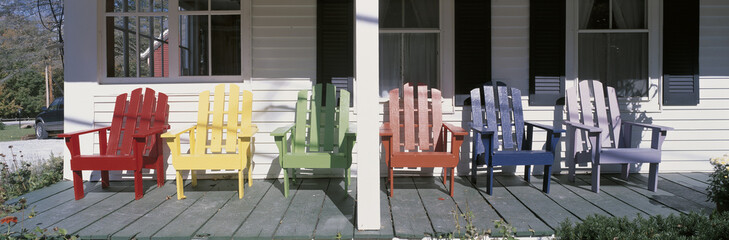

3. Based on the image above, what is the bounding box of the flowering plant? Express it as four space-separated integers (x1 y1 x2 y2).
708 154 729 212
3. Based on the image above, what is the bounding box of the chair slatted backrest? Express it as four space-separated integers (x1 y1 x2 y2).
470 84 525 151
293 83 350 153
566 80 622 149
194 84 253 154
107 88 168 155
388 83 442 153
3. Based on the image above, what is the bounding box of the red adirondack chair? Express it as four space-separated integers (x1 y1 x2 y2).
59 88 170 200
380 83 467 197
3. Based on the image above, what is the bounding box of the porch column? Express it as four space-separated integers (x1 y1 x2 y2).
355 0 381 231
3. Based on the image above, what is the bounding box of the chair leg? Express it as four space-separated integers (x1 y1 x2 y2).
238 170 245 199
176 171 186 200
543 165 552 194
486 165 494 195
345 168 351 192
442 167 447 185
134 169 143 200
101 170 110 188
449 168 455 197
191 170 198 187
283 168 290 198
648 163 659 192
621 164 630 180
157 157 165 187
568 158 576 183
591 164 601 193
524 165 532 183
471 155 478 184
247 150 254 187
389 167 394 197
73 170 84 200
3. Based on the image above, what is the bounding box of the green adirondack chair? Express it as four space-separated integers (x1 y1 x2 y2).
271 84 356 197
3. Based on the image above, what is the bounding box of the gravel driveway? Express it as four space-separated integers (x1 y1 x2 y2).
0 139 65 165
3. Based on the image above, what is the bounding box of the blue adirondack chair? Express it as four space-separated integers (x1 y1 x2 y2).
470 82 563 195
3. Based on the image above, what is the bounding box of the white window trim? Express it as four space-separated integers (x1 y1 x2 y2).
97 0 252 84
377 0 455 113
565 0 661 112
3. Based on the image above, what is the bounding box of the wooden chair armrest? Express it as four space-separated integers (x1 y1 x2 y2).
161 126 197 139
443 123 468 136
132 125 169 138
238 125 259 138
622 121 673 132
379 123 393 137
525 121 564 134
271 124 295 137
564 121 602 134
58 126 112 138
470 125 495 135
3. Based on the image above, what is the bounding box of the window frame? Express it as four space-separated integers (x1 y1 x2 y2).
566 0 661 112
98 0 252 84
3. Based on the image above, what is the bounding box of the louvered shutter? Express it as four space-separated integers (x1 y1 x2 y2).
454 0 490 106
317 0 354 105
663 0 699 106
529 0 565 106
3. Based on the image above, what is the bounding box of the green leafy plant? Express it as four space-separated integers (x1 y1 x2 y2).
556 212 729 240
708 154 729 212
1 146 64 201
0 122 5 130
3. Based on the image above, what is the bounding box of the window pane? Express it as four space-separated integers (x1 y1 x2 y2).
211 15 241 75
579 33 648 97
379 33 438 97
404 0 438 28
612 0 645 29
107 16 138 77
139 0 168 12
107 0 136 12
180 0 208 11
579 0 609 29
212 0 240 10
380 0 403 28
140 16 169 77
380 33 402 97
180 15 208 76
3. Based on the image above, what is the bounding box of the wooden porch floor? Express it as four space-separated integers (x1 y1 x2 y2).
5 172 715 239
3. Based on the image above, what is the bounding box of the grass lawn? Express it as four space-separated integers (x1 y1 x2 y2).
0 127 34 141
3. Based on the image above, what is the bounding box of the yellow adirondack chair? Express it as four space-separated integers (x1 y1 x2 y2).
162 84 258 199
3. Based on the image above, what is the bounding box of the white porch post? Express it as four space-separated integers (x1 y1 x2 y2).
355 0 381 231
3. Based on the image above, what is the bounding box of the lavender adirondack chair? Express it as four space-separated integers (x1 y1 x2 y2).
565 80 673 193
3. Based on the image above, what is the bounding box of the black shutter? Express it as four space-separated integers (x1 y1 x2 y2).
529 0 565 106
454 0 490 106
317 0 354 84
663 0 699 106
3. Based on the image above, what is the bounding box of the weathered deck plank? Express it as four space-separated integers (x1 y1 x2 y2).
625 174 713 213
389 177 434 238
353 178 395 239
111 180 218 240
494 174 580 229
472 174 552 237
152 181 237 240
274 178 330 239
412 177 463 237
76 181 182 239
6 180 73 205
449 177 502 234
661 173 709 192
194 180 274 240
575 174 681 217
11 182 132 232
679 172 712 185
552 174 646 220
314 178 356 239
530 175 609 221
9 181 103 222
233 179 302 239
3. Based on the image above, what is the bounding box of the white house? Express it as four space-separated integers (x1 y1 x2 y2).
64 0 729 230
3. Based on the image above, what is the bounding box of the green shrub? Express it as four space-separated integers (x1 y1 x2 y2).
0 122 5 130
0 155 64 202
556 212 729 240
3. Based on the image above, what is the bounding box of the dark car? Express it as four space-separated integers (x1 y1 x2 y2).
35 97 63 139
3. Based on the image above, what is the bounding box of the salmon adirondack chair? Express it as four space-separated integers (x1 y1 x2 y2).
60 88 169 200
565 80 672 193
469 83 562 195
380 83 467 197
163 84 257 199
271 83 355 197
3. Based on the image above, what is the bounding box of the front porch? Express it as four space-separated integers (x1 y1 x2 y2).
5 172 714 239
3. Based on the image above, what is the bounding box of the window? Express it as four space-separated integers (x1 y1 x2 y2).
578 0 648 98
379 0 440 97
104 0 248 81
